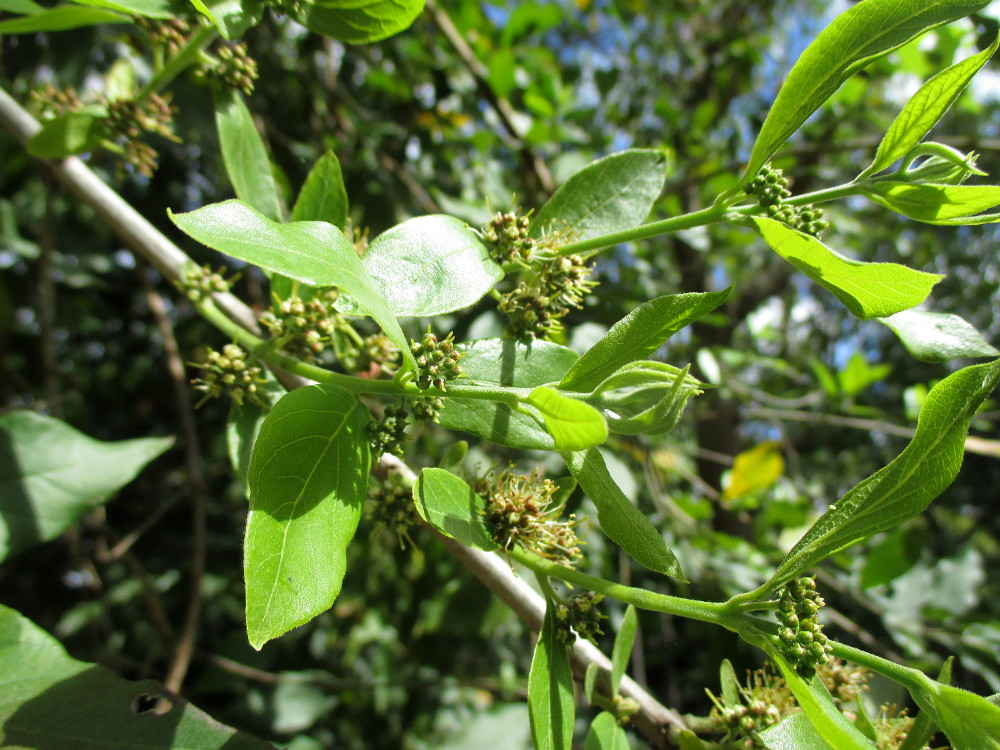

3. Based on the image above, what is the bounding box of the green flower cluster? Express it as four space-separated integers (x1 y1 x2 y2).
480 469 580 565
30 84 82 117
367 471 420 546
368 402 409 459
201 42 259 96
479 210 535 265
772 576 832 680
134 16 191 55
554 591 605 644
104 93 179 177
745 163 828 238
260 292 340 362
499 253 596 340
410 331 463 391
191 343 265 407
178 264 235 303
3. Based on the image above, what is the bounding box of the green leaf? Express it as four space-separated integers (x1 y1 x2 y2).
559 289 731 393
528 602 574 750
226 374 286 490
244 384 371 649
0 0 43 14
531 149 668 242
585 711 629 750
562 447 686 580
858 526 925 588
0 605 271 749
438 338 579 450
290 150 349 227
719 659 740 706
758 712 842 750
898 660 953 750
169 200 416 370
752 217 941 319
67 0 184 19
610 605 636 697
910 683 1000 750
0 5 125 31
337 215 502 317
26 106 107 159
525 387 608 450
762 358 1000 594
412 468 498 551
864 181 1000 223
743 0 992 181
214 89 283 222
880 309 1000 363
0 411 173 562
291 0 425 44
584 361 704 436
188 0 261 38
766 653 875 750
864 35 1000 176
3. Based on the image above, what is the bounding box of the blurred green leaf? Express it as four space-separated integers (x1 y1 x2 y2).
26 106 107 158
610 605 636 697
528 602 574 750
292 0 425 44
880 310 999 363
0 5 125 31
413 468 498 551
187 0 261 39
0 411 172 562
859 525 926 588
585 711 629 750
214 89 283 222
244 384 371 649
290 149 349 227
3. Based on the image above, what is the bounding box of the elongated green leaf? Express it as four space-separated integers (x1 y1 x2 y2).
0 411 173 562
26 106 107 159
763 358 1000 594
910 683 1000 750
585 711 629 750
559 289 730 393
744 0 991 181
865 181 1000 223
528 602 574 750
337 216 502 317
188 0 261 38
0 0 43 14
244 384 371 649
0 5 125 31
214 89 282 222
532 149 668 242
0 605 271 749
290 150 349 227
562 447 686 580
719 660 740 705
67 0 183 18
412 468 498 551
169 200 416 369
438 338 579 450
864 36 1000 176
752 217 941 319
292 0 425 44
526 387 608 450
880 310 1000 363
610 605 636 697
758 712 842 750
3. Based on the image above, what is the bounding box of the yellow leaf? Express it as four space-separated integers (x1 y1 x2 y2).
722 442 784 501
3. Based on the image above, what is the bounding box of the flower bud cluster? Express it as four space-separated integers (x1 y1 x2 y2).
201 42 259 96
819 657 868 703
554 591 605 644
499 254 596 340
260 292 340 363
367 470 419 546
178 264 236 303
191 343 265 407
264 0 304 17
30 84 82 117
410 331 463 391
745 163 828 238
368 402 409 459
480 469 581 565
104 93 179 177
133 16 191 54
704 664 794 749
479 210 535 265
410 396 444 423
772 576 832 680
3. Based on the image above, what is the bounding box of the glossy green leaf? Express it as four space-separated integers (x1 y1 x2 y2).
292 0 425 44
863 36 999 177
67 0 182 18
0 411 173 562
610 605 636 697
526 387 608 450
412 468 498 551
290 150 349 227
559 289 730 393
0 5 125 31
244 384 371 649
169 200 416 369
743 0 991 181
214 89 282 222
762 358 1000 594
26 106 107 159
528 602 574 750
880 309 1000 363
337 216 502 317
752 217 941 319
0 604 271 749
910 683 1000 750
531 149 668 242
865 181 1000 223
767 653 875 750
584 361 704 436
758 712 840 750
584 711 629 750
562 447 686 580
188 0 261 38
438 338 579 450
